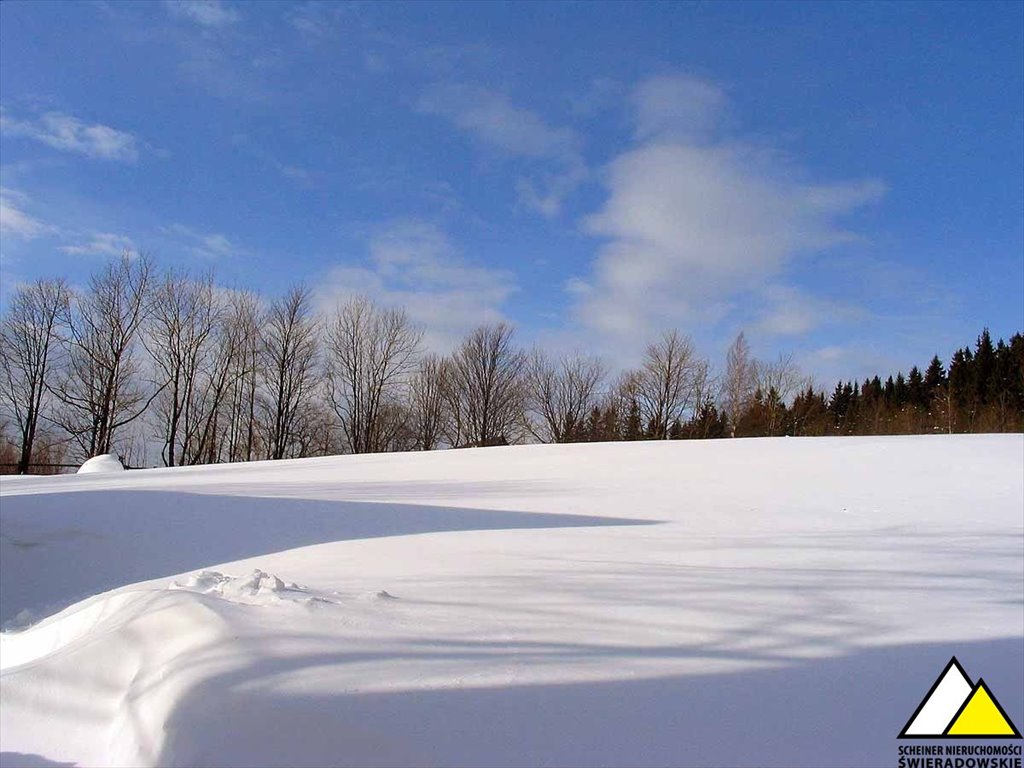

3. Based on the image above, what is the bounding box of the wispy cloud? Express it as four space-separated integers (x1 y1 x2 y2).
286 3 341 43
1 109 140 162
753 284 865 337
569 78 625 118
420 84 576 159
278 164 316 185
0 188 51 240
316 220 516 351
570 72 885 350
229 134 319 187
516 160 588 219
633 73 727 141
59 232 136 257
163 223 237 259
419 83 587 217
163 0 239 29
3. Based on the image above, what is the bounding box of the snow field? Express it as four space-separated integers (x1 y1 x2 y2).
0 435 1021 767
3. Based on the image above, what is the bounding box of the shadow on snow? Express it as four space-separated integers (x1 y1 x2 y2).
0 489 658 626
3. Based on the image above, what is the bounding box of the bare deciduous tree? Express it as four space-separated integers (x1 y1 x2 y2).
755 353 807 436
185 290 256 465
524 350 606 443
324 296 423 454
723 331 756 437
52 253 157 459
259 286 320 460
220 291 263 463
408 353 449 451
0 279 70 472
637 330 704 439
447 323 526 447
145 270 221 466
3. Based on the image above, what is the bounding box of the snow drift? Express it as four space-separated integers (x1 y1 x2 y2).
1 435 1021 767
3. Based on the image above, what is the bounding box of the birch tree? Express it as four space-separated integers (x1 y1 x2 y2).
722 331 756 437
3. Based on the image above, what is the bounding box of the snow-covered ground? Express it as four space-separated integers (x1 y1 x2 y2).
1 435 1021 767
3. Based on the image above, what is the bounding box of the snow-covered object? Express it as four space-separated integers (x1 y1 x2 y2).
76 453 125 474
0 435 1021 767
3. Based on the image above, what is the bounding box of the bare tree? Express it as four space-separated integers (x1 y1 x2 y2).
637 330 704 439
408 353 449 450
755 353 806 436
184 291 255 465
220 291 263 462
722 332 756 437
324 296 422 454
0 279 70 472
524 350 606 443
447 323 526 447
259 286 320 460
52 253 157 459
687 356 717 436
145 270 222 466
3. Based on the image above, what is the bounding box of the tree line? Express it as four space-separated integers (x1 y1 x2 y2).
1 253 1021 473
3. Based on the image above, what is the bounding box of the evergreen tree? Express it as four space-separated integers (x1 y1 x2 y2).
624 398 644 441
893 373 908 407
583 406 602 442
908 366 925 408
973 329 996 406
668 418 684 440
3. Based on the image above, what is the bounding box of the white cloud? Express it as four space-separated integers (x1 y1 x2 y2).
419 84 586 217
1 110 140 162
571 73 885 349
164 0 239 28
0 189 49 240
59 232 136 257
316 220 516 351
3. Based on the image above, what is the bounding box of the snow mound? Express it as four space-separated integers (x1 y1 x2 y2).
76 453 125 474
169 569 329 605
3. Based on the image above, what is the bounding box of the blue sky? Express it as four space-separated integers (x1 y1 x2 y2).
1 0 1021 383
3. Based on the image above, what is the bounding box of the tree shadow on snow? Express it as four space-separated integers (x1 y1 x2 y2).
0 490 658 627
152 635 1023 768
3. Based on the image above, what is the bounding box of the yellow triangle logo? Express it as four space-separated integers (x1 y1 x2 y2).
946 680 1022 738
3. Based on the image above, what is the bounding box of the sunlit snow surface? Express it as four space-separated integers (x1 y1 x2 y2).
1 435 1021 767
